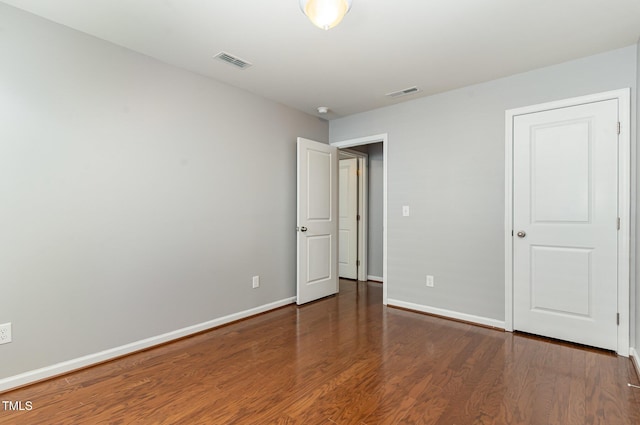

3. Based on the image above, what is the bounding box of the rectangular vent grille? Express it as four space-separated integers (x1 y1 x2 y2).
214 51 252 69
386 86 420 98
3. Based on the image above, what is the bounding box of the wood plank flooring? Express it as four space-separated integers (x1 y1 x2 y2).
1 280 639 424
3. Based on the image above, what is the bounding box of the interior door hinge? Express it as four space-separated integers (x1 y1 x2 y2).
357 214 361 221
617 217 621 230
617 313 620 326
617 122 621 135
357 260 360 266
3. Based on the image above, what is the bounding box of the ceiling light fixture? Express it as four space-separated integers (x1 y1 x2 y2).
299 0 352 30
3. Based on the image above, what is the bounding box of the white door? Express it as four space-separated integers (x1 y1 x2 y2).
339 158 358 279
297 137 338 305
513 99 619 350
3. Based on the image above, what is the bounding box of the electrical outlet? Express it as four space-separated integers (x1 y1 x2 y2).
252 276 260 289
426 275 434 287
0 323 12 345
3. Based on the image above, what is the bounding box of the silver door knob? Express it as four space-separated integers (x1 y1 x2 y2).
517 231 526 238
300 226 308 232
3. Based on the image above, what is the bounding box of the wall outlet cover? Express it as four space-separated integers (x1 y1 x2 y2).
0 323 12 345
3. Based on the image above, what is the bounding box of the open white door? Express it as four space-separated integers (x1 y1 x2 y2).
339 158 358 279
297 137 338 305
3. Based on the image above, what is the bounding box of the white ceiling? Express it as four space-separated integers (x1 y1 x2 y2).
3 0 640 118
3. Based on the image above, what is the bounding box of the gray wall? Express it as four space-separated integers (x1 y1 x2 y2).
0 4 327 379
331 46 637 322
366 143 384 279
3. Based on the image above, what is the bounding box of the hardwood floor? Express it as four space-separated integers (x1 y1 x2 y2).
1 280 639 424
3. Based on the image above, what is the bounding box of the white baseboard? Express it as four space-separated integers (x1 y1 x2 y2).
387 299 505 329
367 275 383 283
0 297 296 393
631 348 640 381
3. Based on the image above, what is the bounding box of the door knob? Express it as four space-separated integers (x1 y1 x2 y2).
517 231 526 238
300 226 308 232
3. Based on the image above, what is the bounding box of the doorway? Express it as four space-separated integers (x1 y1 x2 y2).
339 150 367 281
332 134 388 304
296 135 386 306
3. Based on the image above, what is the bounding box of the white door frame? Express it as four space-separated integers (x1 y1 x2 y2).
504 89 630 356
331 134 388 305
339 149 368 281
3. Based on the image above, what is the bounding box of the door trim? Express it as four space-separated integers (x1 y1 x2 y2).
339 149 369 281
504 89 630 356
331 134 388 305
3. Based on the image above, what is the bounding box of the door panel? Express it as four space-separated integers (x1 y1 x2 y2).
530 246 592 316
339 158 358 279
297 137 338 305
307 235 331 282
531 121 590 222
307 150 332 219
513 99 618 350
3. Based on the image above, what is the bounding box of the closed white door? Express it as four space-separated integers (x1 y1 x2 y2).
513 99 619 350
339 158 358 279
297 137 338 305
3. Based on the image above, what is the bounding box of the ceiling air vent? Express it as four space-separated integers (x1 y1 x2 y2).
214 51 252 69
386 86 420 98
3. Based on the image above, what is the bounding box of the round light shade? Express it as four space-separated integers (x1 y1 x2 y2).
300 0 353 30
